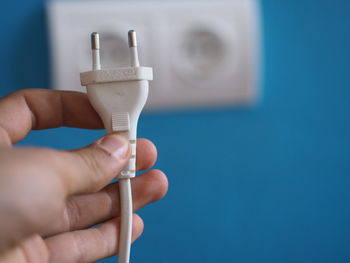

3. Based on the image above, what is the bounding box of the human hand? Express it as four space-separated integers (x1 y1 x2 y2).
0 89 168 262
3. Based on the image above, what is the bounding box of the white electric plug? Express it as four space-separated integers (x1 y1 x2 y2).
80 30 153 263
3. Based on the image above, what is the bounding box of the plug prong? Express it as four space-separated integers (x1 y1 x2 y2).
91 32 101 70
128 30 137 47
128 30 140 67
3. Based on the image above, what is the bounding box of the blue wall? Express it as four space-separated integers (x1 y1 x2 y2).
1 0 350 262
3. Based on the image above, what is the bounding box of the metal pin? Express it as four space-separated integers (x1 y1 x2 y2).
128 30 138 47
128 30 140 67
91 32 101 70
91 32 100 50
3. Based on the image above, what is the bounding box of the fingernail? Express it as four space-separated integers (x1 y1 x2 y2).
97 134 130 159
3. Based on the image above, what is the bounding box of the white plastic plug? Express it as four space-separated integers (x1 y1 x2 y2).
81 31 152 178
80 30 153 263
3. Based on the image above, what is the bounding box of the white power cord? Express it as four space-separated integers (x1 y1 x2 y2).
118 179 133 263
80 30 153 263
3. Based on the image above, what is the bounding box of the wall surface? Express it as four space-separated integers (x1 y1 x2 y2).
1 0 350 262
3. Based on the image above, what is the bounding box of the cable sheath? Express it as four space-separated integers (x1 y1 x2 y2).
118 178 133 263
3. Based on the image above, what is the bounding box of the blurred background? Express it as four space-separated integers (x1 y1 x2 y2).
1 0 350 262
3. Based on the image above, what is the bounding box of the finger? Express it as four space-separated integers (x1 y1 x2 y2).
58 133 132 195
0 234 48 263
61 136 159 195
45 215 144 263
70 138 157 172
1 133 131 200
0 89 103 143
44 169 167 236
135 138 157 171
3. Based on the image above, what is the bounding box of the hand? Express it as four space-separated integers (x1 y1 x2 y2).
0 89 168 263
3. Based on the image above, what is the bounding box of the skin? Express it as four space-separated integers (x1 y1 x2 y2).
0 89 168 262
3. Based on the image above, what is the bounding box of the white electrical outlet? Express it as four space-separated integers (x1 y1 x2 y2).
47 0 261 110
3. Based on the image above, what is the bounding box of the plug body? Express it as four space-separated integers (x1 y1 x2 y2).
81 67 152 178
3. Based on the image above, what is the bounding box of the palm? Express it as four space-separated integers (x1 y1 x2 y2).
2 171 166 263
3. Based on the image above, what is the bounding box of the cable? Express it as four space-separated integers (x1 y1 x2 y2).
118 179 133 263
80 30 153 263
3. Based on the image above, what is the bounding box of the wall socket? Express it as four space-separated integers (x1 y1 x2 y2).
47 0 261 110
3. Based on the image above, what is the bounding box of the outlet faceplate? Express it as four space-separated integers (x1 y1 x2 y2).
47 0 261 110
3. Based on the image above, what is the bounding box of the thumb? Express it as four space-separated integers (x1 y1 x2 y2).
60 133 131 195
0 133 130 250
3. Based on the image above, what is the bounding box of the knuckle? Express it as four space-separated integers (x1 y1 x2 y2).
71 231 87 263
65 198 82 231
